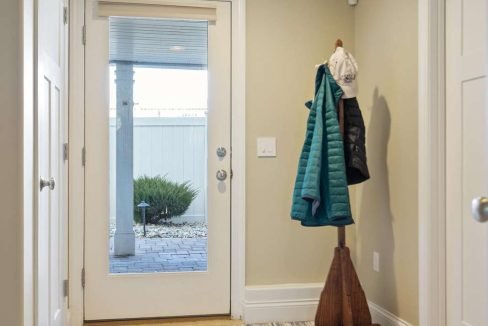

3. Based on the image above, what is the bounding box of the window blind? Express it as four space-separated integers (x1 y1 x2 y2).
97 0 217 22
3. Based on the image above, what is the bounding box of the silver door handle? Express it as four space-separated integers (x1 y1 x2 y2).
216 147 227 158
472 197 488 223
216 170 227 181
40 177 55 191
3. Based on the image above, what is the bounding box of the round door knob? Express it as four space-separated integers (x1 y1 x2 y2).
40 177 56 191
472 197 488 223
216 170 227 181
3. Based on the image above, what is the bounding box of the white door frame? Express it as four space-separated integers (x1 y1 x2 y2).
21 0 36 325
418 0 447 325
67 0 246 324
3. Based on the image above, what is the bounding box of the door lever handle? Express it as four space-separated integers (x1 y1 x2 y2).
216 170 227 181
40 177 56 191
472 197 488 223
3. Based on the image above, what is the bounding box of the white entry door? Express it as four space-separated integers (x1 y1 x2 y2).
446 0 488 325
36 0 68 325
84 0 231 320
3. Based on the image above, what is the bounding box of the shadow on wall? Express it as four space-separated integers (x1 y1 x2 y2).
355 88 398 312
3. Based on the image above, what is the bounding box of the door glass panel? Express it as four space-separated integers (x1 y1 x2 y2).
108 17 208 274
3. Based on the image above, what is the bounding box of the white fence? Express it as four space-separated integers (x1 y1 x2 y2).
109 117 207 224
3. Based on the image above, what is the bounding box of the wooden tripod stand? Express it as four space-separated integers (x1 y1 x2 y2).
314 100 379 326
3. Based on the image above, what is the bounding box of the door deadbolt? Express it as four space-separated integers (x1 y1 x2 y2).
216 147 227 158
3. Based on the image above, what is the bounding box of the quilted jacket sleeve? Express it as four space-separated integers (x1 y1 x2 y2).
300 75 326 215
322 72 353 220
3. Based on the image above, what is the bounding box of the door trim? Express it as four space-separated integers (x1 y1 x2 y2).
418 0 447 325
68 1 246 324
229 0 246 320
68 0 87 325
21 0 36 325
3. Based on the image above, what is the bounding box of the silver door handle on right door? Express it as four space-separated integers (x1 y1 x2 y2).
472 197 488 223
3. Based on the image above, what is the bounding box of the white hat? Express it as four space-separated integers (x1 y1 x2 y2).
328 47 358 99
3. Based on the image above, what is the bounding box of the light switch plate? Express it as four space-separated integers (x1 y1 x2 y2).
257 137 276 157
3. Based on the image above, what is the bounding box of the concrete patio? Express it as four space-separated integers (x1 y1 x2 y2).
109 237 208 273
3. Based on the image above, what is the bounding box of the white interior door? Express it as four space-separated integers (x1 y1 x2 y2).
84 0 231 320
446 0 488 325
36 0 68 325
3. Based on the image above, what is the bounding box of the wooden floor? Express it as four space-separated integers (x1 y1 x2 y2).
84 316 244 326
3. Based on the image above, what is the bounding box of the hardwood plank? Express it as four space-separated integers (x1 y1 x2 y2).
85 316 243 326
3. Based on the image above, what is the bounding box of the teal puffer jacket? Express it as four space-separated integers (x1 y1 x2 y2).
290 65 353 227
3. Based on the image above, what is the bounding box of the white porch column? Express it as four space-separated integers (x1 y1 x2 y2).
114 62 136 256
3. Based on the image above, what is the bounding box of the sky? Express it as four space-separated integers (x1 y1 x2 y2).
109 66 208 112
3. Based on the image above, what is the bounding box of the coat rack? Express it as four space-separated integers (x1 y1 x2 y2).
314 47 379 326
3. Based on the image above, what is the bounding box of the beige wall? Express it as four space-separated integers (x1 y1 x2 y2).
0 0 22 324
246 0 419 324
353 1 419 324
245 0 355 285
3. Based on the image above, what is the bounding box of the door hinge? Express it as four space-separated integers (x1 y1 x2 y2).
63 6 68 25
63 279 69 297
82 147 86 166
230 169 234 179
82 25 86 45
63 143 68 161
81 268 85 289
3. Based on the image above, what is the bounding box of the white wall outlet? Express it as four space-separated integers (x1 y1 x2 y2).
257 137 276 157
373 252 380 272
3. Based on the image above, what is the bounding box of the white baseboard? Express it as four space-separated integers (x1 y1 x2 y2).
368 301 412 326
243 283 322 324
243 284 412 326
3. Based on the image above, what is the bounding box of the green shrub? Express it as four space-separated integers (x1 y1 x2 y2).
133 175 198 224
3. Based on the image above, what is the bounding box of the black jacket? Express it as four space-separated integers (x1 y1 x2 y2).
342 97 370 185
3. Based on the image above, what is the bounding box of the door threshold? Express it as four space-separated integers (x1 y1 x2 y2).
84 315 243 326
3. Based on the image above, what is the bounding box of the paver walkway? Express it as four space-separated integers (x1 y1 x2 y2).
109 237 207 273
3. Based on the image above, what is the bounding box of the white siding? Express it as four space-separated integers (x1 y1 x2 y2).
110 117 207 223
